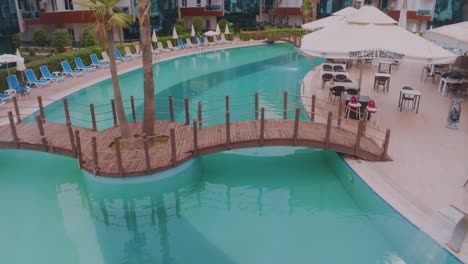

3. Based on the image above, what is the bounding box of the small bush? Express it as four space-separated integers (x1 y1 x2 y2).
28 47 36 56
33 28 48 47
192 16 203 34
80 27 95 47
11 33 22 49
218 19 229 32
51 29 72 53
175 18 186 35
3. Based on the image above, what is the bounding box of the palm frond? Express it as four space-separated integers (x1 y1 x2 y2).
108 12 132 29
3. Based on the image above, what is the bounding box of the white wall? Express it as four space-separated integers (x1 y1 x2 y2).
278 0 303 8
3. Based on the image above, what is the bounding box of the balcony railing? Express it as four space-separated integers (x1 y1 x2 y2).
21 11 40 19
205 5 222 11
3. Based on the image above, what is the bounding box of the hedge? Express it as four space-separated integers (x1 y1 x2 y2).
239 28 307 41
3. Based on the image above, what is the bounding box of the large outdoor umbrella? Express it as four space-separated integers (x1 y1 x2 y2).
191 25 196 37
225 24 230 34
152 29 158 43
0 54 24 76
300 6 457 64
172 27 178 39
399 0 407 30
425 21 468 54
216 24 221 35
302 6 356 31
204 31 218 37
15 49 26 80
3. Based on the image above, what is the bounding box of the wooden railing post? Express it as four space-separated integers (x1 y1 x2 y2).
193 119 199 156
8 111 19 148
259 107 265 146
67 121 76 157
226 111 231 149
37 96 45 123
12 96 21 123
283 91 288 120
169 96 174 122
225 95 230 112
170 128 177 166
142 134 151 173
338 99 344 127
91 136 98 174
36 115 48 152
293 108 300 145
74 130 83 168
130 96 136 122
354 120 364 156
362 110 369 133
114 137 123 176
63 98 71 124
324 111 332 148
381 129 391 160
311 95 316 122
110 99 118 127
89 104 97 131
254 92 259 120
184 98 190 125
197 101 203 128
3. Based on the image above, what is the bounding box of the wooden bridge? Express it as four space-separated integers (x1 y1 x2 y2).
264 36 302 47
0 92 391 177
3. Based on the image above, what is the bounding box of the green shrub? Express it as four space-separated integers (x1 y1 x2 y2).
175 18 186 35
218 19 229 32
28 47 36 56
33 28 48 47
80 27 95 47
51 29 72 53
11 33 22 49
192 17 203 34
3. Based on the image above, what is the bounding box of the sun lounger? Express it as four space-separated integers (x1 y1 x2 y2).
213 35 223 45
61 61 85 78
101 51 112 63
177 39 189 49
157 42 171 53
151 45 162 54
114 49 132 62
90 54 109 68
25 69 50 88
221 34 232 44
125 46 141 58
0 91 13 106
167 40 180 51
6 75 31 96
205 37 214 46
186 38 196 48
134 44 142 55
74 57 96 72
39 65 65 83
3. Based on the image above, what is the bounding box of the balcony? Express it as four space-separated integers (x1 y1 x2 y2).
21 11 40 19
205 5 222 11
387 10 432 22
269 7 303 16
23 10 96 26
180 6 223 17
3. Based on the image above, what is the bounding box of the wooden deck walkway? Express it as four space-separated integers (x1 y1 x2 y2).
0 93 391 177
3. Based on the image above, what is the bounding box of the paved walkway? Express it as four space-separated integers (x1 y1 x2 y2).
302 62 468 261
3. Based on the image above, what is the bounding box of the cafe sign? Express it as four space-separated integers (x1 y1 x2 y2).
348 50 405 61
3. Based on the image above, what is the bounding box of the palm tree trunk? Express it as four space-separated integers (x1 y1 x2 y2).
139 0 155 135
107 28 132 138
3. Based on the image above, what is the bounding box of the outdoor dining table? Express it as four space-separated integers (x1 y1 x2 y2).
398 88 421 113
345 94 371 120
324 80 358 90
323 62 347 71
374 72 391 92
438 77 465 96
321 71 350 78
378 61 393 74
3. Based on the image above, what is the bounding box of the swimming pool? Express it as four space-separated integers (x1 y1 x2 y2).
0 44 461 263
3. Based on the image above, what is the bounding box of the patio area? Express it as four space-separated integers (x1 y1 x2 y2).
302 60 468 261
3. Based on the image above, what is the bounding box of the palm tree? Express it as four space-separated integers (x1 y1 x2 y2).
76 0 132 138
303 0 319 22
138 0 155 136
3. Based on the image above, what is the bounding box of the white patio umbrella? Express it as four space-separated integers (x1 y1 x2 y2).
152 29 158 43
172 27 178 39
204 30 218 37
191 25 196 37
216 24 221 35
425 21 468 54
225 24 230 34
0 54 24 76
300 6 457 64
15 49 26 80
398 0 407 30
302 6 356 31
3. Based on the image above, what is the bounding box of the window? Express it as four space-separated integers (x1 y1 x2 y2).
182 0 187 7
197 0 201 7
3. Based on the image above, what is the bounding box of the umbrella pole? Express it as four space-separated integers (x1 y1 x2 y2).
358 64 363 97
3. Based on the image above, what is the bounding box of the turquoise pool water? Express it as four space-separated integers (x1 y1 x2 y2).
1 44 461 263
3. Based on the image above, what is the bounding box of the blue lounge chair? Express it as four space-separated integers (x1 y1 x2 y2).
74 57 96 72
114 49 132 62
177 39 188 49
6 75 31 96
61 61 85 78
90 54 109 68
25 69 50 88
40 65 65 82
0 92 13 106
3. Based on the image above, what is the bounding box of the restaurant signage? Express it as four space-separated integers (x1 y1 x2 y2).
348 50 405 61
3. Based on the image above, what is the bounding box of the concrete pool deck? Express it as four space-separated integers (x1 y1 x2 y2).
301 62 468 262
1 40 467 261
